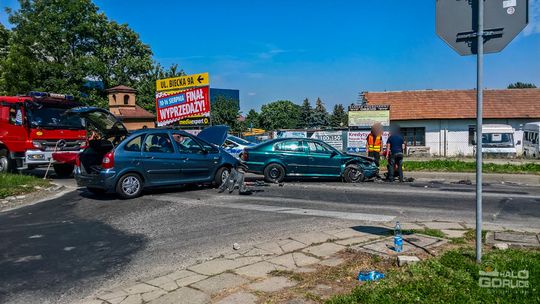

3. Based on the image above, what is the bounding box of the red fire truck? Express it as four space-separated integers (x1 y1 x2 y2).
0 92 87 176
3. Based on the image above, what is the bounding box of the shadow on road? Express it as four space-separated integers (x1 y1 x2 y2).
350 225 391 236
0 194 146 301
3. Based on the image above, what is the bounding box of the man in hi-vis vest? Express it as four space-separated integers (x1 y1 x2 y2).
366 123 383 167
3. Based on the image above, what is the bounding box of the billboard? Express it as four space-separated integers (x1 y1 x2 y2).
156 86 210 127
348 105 390 127
347 131 389 153
310 131 343 151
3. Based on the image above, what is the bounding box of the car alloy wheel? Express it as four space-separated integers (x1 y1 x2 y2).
121 176 140 196
221 169 230 183
269 167 280 179
0 156 8 173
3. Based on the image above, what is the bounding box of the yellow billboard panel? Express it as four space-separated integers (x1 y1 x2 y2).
156 72 209 92
348 105 390 127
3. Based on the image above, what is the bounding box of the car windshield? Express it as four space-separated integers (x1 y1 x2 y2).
482 133 514 147
29 106 84 129
228 135 252 146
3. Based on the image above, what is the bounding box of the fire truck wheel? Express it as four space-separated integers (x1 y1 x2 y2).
0 149 15 173
53 164 74 178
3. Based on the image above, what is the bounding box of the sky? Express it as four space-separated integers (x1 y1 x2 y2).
1 0 539 112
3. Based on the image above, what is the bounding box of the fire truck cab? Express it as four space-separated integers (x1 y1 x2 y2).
0 92 87 176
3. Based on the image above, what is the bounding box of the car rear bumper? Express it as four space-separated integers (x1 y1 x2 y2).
74 166 117 190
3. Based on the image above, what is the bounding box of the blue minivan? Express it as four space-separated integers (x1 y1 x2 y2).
71 107 239 198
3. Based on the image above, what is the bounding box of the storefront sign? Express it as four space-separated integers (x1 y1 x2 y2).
310 131 343 151
156 86 210 126
348 105 390 127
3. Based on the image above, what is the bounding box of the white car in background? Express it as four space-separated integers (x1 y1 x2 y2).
223 135 255 159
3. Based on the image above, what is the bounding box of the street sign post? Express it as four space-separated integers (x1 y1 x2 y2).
436 0 528 263
156 72 209 92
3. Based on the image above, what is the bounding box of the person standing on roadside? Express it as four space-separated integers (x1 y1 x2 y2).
386 126 405 182
366 123 383 167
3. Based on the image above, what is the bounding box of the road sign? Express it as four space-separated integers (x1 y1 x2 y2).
155 86 210 126
436 0 529 263
436 0 528 56
156 72 209 92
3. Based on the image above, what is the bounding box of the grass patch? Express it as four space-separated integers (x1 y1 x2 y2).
327 248 540 304
0 173 50 199
403 228 446 239
385 159 540 175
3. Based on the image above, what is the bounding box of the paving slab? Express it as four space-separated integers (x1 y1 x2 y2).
190 273 249 295
175 274 207 287
188 259 246 276
324 228 370 239
278 239 308 252
148 287 209 304
319 257 345 267
254 241 285 255
302 243 345 258
397 255 420 267
107 296 127 304
486 231 540 248
119 294 142 304
215 292 258 304
234 261 286 278
166 269 200 281
463 222 505 231
98 290 128 301
248 276 297 292
290 232 335 245
80 300 106 304
441 229 467 238
124 283 158 295
335 235 379 246
141 289 167 302
145 275 179 292
422 222 464 230
240 247 275 257
400 222 425 230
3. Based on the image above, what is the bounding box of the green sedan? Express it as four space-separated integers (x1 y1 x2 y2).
241 138 379 183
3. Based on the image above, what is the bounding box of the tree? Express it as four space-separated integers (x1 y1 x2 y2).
135 63 185 113
330 104 347 128
299 98 314 128
211 95 242 132
0 24 10 94
245 109 260 129
508 82 537 89
259 100 301 130
2 0 152 107
311 97 329 128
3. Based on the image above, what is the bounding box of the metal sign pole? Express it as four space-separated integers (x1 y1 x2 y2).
475 0 484 264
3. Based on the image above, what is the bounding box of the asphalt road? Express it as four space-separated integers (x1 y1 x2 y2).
1 177 539 304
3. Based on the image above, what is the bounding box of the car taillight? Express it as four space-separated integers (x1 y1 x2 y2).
75 154 81 167
101 152 114 169
241 150 249 161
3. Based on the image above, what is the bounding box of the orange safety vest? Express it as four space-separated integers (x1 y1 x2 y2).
367 134 382 152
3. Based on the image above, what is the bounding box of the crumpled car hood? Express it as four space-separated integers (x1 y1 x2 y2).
197 125 229 146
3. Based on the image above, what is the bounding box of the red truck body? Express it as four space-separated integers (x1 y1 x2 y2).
0 92 86 176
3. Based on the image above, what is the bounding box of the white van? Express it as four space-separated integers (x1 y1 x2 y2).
477 124 518 157
523 122 540 158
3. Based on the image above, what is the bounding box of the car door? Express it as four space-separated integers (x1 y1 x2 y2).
141 132 184 186
174 132 219 182
305 140 342 176
273 140 310 175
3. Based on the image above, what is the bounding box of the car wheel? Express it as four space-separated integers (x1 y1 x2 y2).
53 164 74 178
0 149 15 173
87 187 106 195
116 173 143 199
264 163 285 183
214 167 231 186
343 164 365 183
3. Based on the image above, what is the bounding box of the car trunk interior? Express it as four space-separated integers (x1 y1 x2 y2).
79 139 114 174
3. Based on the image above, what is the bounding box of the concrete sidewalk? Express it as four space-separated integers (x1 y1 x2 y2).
80 221 540 304
407 171 540 185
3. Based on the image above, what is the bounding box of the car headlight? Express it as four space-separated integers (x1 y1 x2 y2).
32 141 43 149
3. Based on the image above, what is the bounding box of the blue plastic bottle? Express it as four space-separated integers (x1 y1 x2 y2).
394 221 403 252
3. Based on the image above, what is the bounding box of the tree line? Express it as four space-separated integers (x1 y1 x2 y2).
0 0 182 111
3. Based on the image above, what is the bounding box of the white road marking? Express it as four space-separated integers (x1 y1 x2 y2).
155 195 395 222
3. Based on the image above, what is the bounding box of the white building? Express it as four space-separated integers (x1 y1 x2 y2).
364 89 540 156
